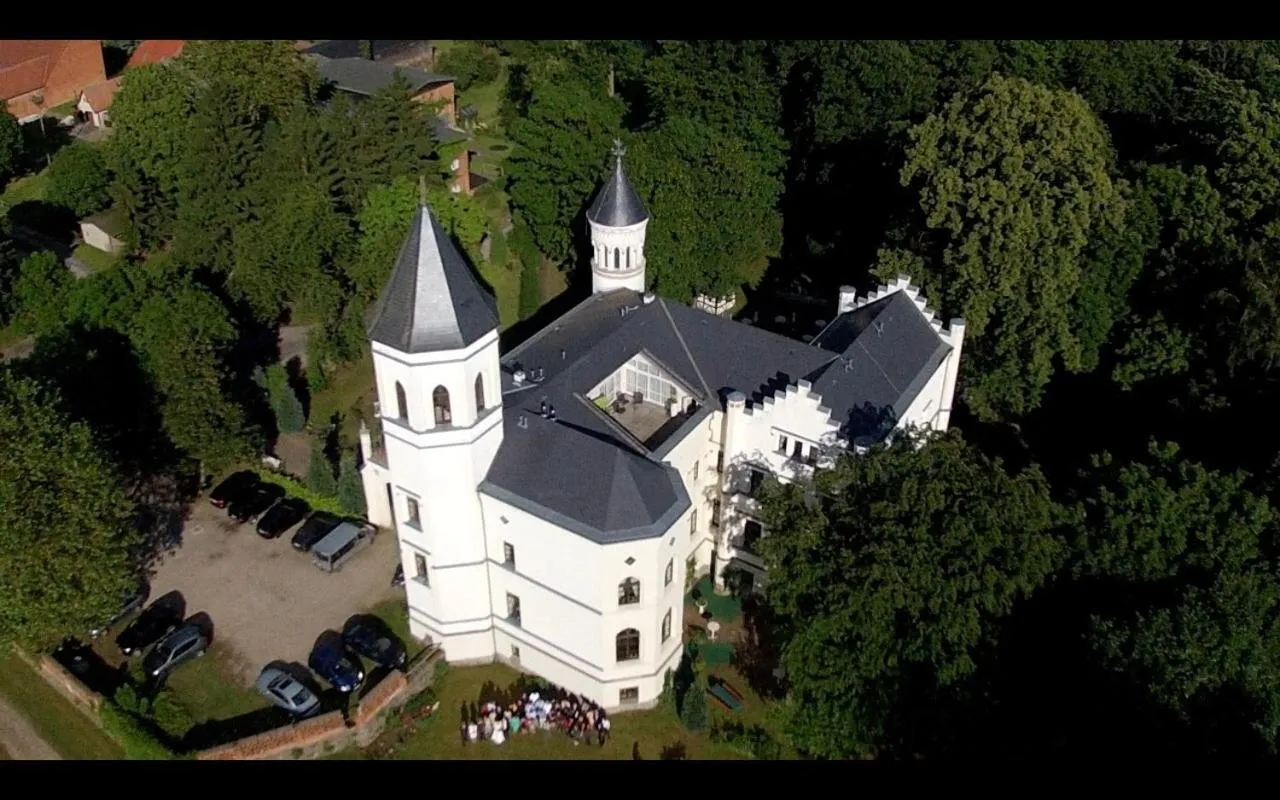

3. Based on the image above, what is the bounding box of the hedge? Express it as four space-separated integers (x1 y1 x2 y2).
255 470 347 516
100 702 174 760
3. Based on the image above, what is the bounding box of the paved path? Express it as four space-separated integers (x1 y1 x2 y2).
0 694 61 760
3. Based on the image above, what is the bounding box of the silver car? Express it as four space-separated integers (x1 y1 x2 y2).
143 623 209 680
255 667 321 717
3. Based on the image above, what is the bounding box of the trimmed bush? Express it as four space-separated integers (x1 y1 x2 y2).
336 456 366 516
518 258 540 320
267 363 304 433
100 702 173 760
256 469 346 516
306 438 337 497
678 678 708 732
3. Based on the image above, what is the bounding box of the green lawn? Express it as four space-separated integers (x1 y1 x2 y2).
1 168 49 206
72 242 121 273
0 649 124 760
161 643 269 724
309 352 377 447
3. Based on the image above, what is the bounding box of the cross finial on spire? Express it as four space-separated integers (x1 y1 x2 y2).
418 174 427 206
612 138 626 162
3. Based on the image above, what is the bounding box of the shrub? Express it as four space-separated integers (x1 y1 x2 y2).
403 687 437 715
100 701 173 760
437 42 501 91
255 469 346 515
46 142 110 217
306 438 337 497
678 678 708 732
336 455 366 516
267 363 305 433
518 258 539 320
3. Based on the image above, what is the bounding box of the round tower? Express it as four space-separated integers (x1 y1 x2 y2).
588 140 650 294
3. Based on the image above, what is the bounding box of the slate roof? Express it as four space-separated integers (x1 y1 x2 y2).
366 205 499 353
479 287 951 543
311 55 453 98
586 156 649 228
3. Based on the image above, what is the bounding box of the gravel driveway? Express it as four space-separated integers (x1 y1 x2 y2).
147 501 401 684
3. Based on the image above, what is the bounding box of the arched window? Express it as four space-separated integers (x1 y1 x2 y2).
475 374 486 414
433 385 452 425
626 248 631 269
395 382 408 421
616 628 640 662
614 248 620 270
618 578 640 606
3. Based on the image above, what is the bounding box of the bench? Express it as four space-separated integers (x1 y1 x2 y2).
708 682 744 713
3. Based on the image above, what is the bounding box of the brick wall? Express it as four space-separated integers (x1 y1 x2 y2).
197 710 348 760
12 647 103 720
414 82 455 125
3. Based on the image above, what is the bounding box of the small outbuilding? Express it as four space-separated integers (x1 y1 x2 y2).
76 78 120 128
79 207 128 255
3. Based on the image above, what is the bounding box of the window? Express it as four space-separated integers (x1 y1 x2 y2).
475 374 486 414
692 461 699 482
743 520 763 553
395 382 408 421
748 468 765 496
614 248 620 269
689 509 697 538
406 497 421 527
619 687 639 704
711 499 721 528
510 644 520 660
506 593 521 626
662 609 672 642
665 559 674 586
414 553 428 585
626 248 631 269
618 578 640 606
433 386 452 425
616 629 640 662
503 542 515 569
777 434 788 454
792 439 804 460
716 450 725 473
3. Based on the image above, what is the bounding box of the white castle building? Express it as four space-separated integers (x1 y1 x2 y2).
359 149 965 710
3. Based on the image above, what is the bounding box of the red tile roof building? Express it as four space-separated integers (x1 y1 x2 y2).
0 40 106 122
125 40 185 69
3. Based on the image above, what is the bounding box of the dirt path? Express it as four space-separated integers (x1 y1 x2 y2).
0 694 61 760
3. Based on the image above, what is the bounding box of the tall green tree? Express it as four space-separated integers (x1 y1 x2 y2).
336 455 366 515
181 40 316 123
12 250 71 335
306 438 337 497
352 176 418 297
892 73 1125 420
344 73 439 205
46 142 111 218
0 99 23 183
266 363 304 434
758 430 1064 758
0 370 142 650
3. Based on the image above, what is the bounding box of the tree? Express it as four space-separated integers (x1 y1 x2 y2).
0 370 142 650
893 73 1125 420
12 250 71 335
344 73 440 205
0 100 23 184
505 69 624 264
337 456 366 516
437 42 502 91
1074 442 1280 749
758 429 1064 758
266 363 304 434
628 117 782 300
306 437 337 497
352 176 419 297
678 673 708 732
46 142 111 217
181 40 316 123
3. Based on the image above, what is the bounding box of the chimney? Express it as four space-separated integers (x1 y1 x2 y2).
837 285 858 315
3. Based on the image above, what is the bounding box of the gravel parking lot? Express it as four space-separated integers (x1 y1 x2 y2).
148 500 402 684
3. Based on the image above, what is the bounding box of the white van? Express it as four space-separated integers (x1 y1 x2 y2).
311 521 375 573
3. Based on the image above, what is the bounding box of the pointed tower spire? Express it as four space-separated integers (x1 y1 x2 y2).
587 139 648 228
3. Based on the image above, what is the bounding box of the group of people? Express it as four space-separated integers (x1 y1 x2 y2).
461 689 611 747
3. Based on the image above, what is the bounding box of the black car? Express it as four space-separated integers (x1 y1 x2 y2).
228 483 286 524
342 615 407 670
115 593 185 657
257 497 310 539
209 471 259 510
309 636 365 693
291 511 342 552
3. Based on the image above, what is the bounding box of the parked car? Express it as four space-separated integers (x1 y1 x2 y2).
342 615 407 670
228 483 286 524
115 594 184 657
256 497 310 539
143 623 209 680
255 667 321 717
291 511 342 552
88 583 149 639
311 521 375 573
209 471 259 510
308 637 365 693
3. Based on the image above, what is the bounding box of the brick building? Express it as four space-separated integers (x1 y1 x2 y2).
0 40 107 123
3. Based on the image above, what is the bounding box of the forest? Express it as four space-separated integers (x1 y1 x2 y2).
3 40 1280 759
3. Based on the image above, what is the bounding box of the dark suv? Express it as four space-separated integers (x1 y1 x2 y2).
257 497 310 539
209 471 258 510
291 511 341 552
342 615 407 670
115 594 185 657
229 484 285 524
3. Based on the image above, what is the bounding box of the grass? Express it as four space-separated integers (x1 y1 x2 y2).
368 597 426 661
370 662 750 760
689 577 742 622
0 325 26 351
0 649 124 760
1 168 50 206
309 352 376 446
72 242 121 273
161 643 268 724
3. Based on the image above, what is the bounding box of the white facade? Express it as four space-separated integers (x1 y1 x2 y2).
590 217 648 294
